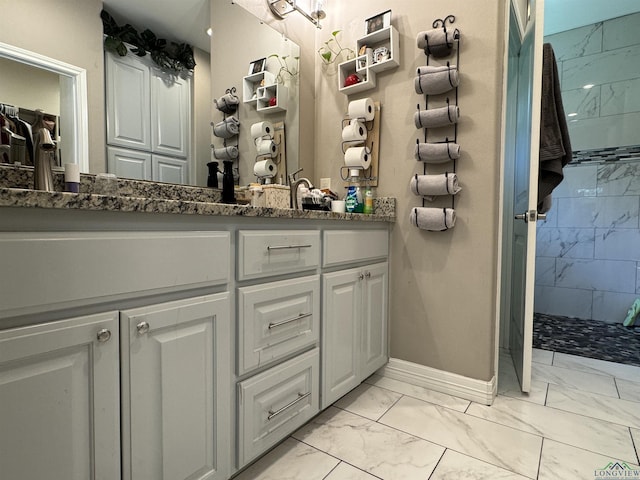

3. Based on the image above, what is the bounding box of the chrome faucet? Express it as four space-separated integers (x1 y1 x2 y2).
289 168 312 210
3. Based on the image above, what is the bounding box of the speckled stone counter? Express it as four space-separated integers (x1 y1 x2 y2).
0 165 395 222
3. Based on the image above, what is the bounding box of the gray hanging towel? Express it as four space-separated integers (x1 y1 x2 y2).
538 43 572 210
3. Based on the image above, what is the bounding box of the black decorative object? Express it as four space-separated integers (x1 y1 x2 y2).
207 162 220 188
101 10 196 74
222 161 236 203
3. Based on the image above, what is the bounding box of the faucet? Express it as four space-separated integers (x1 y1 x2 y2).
289 168 313 210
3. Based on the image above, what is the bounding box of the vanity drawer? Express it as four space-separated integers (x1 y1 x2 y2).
237 230 320 281
0 231 230 318
323 229 389 268
237 348 319 468
237 275 319 376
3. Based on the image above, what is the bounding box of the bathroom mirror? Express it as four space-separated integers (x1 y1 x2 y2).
0 0 301 188
0 41 89 171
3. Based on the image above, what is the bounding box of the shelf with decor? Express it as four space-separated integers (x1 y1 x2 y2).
338 25 399 95
256 83 288 113
242 70 275 104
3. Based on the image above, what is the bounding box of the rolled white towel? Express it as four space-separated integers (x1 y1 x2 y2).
414 142 460 163
410 173 461 201
214 92 239 114
414 65 459 95
212 145 239 160
416 28 458 57
212 117 240 138
410 207 456 231
414 105 459 129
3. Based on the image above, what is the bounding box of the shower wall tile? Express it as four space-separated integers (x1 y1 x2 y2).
562 86 600 119
637 264 640 294
556 258 637 293
562 45 640 91
602 12 640 51
600 78 640 116
536 228 595 259
535 256 556 286
592 290 640 324
557 195 639 229
567 111 640 151
597 163 640 196
553 165 598 198
546 23 602 61
534 285 593 319
595 228 640 261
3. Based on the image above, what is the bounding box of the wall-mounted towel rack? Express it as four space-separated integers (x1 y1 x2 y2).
411 15 461 231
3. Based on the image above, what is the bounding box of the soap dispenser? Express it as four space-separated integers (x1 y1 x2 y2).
345 169 364 213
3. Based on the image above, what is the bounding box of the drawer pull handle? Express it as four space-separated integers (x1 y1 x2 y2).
268 312 312 329
267 392 311 420
266 244 312 251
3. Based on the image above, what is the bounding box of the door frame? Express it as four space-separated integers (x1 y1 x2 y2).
495 0 543 388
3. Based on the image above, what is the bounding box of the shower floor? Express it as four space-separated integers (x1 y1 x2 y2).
533 312 640 367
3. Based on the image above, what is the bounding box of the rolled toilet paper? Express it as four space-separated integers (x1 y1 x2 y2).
341 120 367 143
256 138 278 157
253 158 277 178
250 121 274 139
344 146 371 169
348 97 375 121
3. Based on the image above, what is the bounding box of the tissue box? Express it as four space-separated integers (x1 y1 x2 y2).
251 184 290 209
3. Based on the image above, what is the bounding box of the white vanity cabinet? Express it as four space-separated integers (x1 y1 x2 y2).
235 230 321 469
105 51 191 181
0 312 120 480
120 294 230 480
321 230 389 408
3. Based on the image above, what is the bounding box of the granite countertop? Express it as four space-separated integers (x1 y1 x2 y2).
0 166 395 222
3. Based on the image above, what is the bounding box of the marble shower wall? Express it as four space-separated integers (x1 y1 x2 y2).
535 12 640 324
535 162 640 323
545 11 640 150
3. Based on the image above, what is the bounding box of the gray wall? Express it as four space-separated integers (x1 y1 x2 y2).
314 0 506 381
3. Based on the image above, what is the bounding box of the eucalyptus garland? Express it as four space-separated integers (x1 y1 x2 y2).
101 10 196 74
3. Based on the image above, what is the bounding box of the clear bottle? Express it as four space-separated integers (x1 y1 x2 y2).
345 169 364 213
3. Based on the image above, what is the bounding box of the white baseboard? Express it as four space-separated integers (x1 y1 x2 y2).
378 358 496 405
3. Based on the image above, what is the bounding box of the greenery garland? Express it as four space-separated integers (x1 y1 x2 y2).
101 10 196 74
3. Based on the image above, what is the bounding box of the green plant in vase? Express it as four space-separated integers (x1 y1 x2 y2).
268 54 300 85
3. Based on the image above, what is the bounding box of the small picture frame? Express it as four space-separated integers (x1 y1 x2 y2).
248 57 266 75
365 10 391 35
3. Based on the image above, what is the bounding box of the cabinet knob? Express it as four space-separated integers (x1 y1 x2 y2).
365 271 371 278
358 273 365 280
136 321 150 335
96 328 112 343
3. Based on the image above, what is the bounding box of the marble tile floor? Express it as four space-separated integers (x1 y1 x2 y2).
234 350 640 480
533 312 640 367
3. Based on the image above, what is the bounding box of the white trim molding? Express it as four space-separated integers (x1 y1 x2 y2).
0 41 89 172
378 358 496 405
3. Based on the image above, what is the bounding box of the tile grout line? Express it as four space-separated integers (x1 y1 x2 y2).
536 437 545 480
629 427 640 466
426 449 447 480
374 392 404 422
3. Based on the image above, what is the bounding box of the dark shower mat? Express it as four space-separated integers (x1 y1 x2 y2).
533 312 640 367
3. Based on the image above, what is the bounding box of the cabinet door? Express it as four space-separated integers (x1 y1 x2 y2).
321 268 361 408
121 293 230 480
107 146 152 180
0 312 120 480
361 262 389 378
105 52 151 150
152 154 189 184
151 71 191 158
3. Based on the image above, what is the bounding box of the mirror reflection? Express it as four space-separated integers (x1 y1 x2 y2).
0 0 300 188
